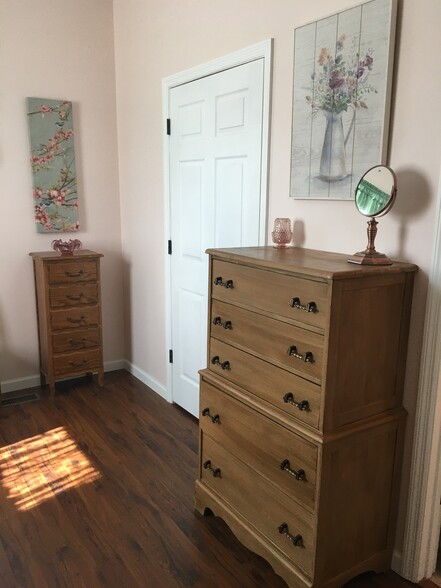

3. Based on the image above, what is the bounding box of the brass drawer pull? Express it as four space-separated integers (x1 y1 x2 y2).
277 522 303 547
203 460 221 478
211 356 230 370
64 269 84 277
201 408 220 424
280 459 306 481
212 316 232 330
66 293 83 301
288 345 313 363
68 360 87 368
214 276 234 289
283 393 309 412
67 315 86 323
289 297 317 313
68 337 87 346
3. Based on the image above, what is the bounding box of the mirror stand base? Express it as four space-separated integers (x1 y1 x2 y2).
347 250 393 265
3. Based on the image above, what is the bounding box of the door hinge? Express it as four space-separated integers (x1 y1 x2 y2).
169 349 173 363
166 118 171 135
168 240 172 255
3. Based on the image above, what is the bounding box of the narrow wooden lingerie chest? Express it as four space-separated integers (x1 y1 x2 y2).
30 250 104 396
195 246 417 588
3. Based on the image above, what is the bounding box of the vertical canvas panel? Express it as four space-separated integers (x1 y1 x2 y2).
291 24 317 199
328 6 362 200
27 97 79 232
291 0 396 200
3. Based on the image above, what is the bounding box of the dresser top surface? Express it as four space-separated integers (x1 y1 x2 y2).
206 246 418 280
29 249 103 261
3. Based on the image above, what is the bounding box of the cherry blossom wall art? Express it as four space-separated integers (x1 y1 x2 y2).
290 0 397 200
27 97 79 232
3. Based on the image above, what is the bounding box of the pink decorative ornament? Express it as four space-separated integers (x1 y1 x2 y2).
51 238 82 255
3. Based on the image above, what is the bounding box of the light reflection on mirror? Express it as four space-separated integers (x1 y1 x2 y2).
0 426 100 511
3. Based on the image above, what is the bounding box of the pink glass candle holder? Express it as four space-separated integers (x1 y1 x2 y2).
271 218 293 247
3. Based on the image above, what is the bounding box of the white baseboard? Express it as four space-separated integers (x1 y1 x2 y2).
0 359 126 394
0 374 41 394
104 359 126 372
123 360 171 402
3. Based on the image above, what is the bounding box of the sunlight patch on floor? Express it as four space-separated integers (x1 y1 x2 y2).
0 426 101 510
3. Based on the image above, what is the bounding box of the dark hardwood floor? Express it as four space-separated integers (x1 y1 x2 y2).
0 370 426 587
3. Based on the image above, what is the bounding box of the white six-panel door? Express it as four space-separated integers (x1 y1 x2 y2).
169 59 266 416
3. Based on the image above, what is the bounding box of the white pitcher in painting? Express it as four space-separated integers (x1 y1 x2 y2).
318 108 355 182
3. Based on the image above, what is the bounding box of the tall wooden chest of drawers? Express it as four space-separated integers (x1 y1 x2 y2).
195 246 417 588
30 250 104 396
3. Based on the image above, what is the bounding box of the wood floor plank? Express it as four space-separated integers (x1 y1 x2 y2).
0 370 422 587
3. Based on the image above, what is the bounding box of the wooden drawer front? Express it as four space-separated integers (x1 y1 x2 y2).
211 259 328 330
49 283 99 308
47 260 98 285
201 434 314 577
211 300 324 383
50 306 100 331
208 339 321 429
200 380 318 511
52 328 101 354
53 349 102 376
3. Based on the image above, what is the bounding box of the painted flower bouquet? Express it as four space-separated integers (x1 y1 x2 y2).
305 35 378 181
306 35 377 115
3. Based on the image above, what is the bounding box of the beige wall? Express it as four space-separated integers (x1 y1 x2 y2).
113 0 441 554
0 0 125 386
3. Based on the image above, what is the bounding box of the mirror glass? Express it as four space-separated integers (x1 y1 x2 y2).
355 165 396 217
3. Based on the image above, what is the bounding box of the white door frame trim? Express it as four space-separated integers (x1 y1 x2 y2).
162 39 273 404
401 164 441 582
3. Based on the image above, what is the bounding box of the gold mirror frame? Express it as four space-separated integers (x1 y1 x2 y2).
348 165 396 265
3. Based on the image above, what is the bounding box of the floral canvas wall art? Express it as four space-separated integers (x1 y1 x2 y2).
290 0 397 199
27 97 79 232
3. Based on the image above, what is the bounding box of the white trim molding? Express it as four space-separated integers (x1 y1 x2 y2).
392 548 403 575
162 39 273 407
123 361 169 402
401 166 441 582
0 374 41 394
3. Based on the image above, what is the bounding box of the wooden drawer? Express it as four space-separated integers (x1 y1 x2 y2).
200 380 318 511
52 328 101 354
47 260 98 285
211 259 328 331
211 299 324 383
50 306 100 331
53 349 102 376
201 433 314 577
49 283 99 308
208 339 321 429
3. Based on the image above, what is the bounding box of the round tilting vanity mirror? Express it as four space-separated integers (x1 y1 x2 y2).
347 165 396 265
